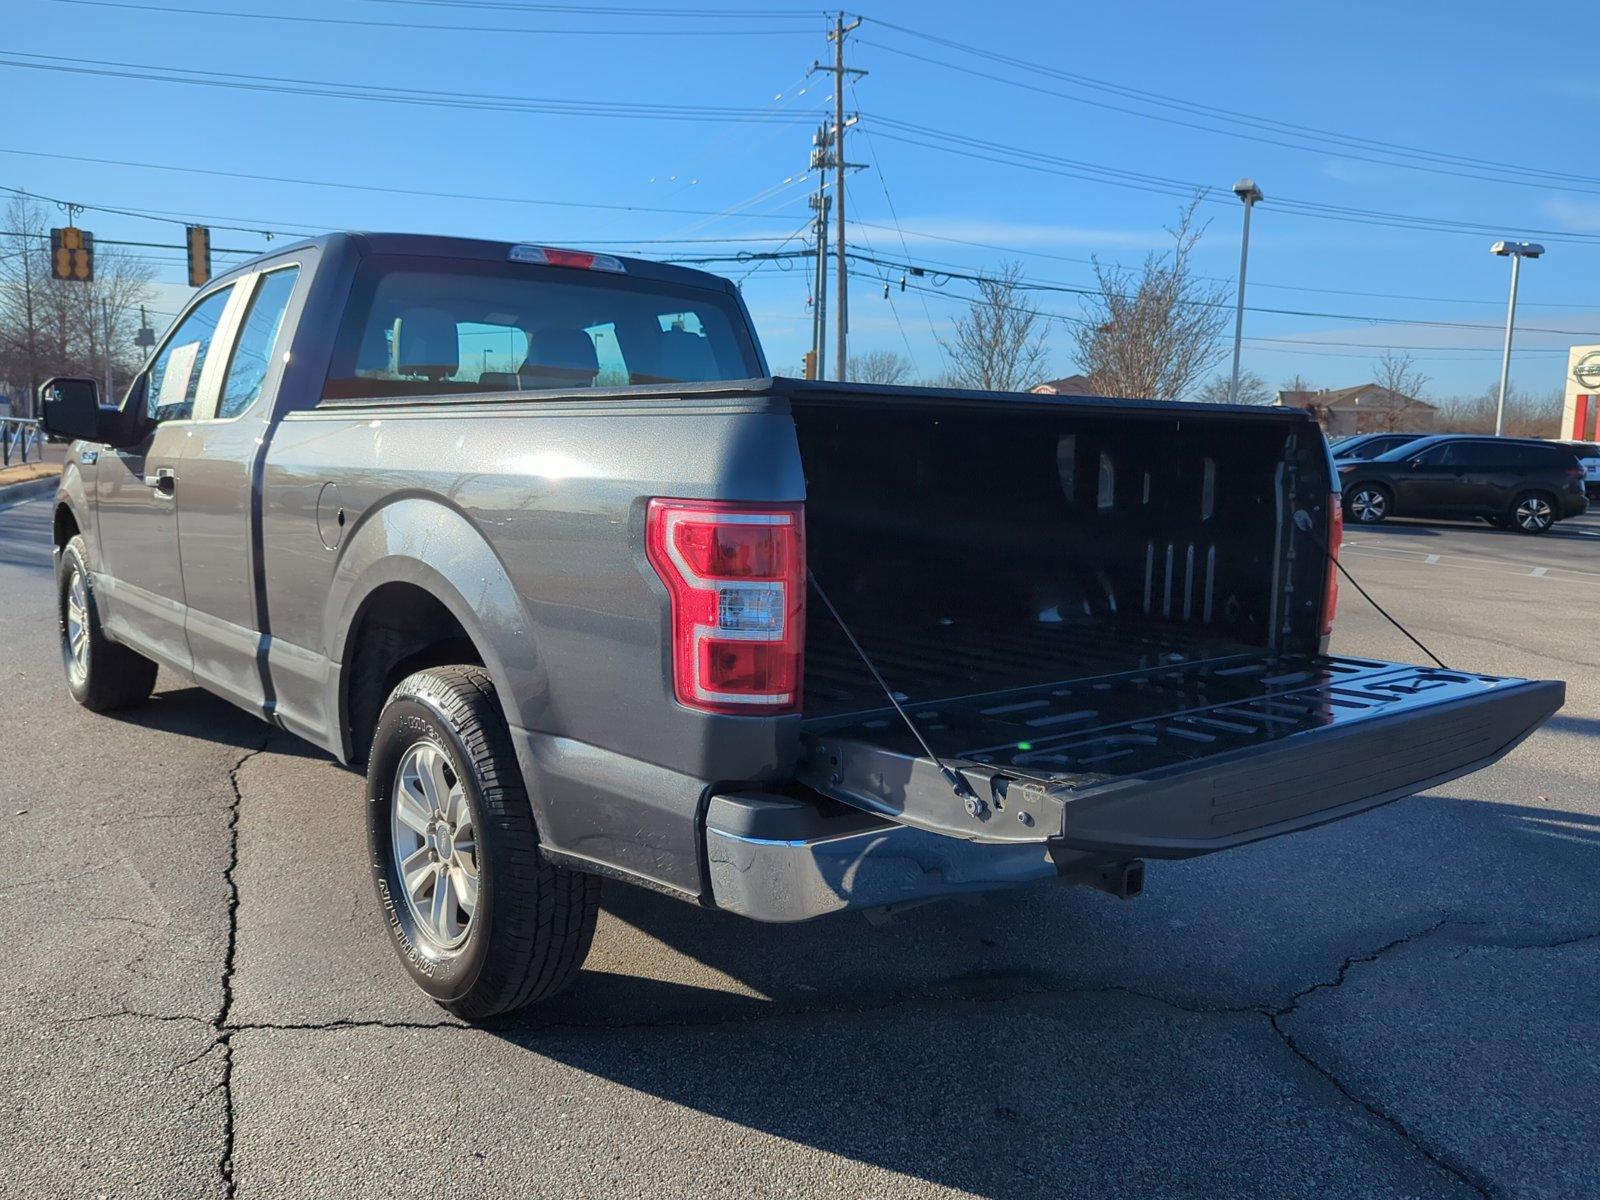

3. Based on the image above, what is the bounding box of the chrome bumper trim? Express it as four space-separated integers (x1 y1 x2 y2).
705 797 1058 923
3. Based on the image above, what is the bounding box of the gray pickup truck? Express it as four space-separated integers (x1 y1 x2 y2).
40 232 1563 1019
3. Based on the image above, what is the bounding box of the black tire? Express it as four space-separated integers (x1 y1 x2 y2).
57 534 158 712
1509 491 1556 535
366 665 600 1019
1343 483 1392 525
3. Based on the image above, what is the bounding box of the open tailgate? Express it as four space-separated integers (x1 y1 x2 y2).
797 655 1563 858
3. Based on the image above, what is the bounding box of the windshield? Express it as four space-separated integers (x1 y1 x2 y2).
322 255 762 401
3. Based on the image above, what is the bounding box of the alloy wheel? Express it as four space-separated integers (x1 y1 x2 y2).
390 741 480 950
63 566 90 685
1350 488 1387 523
1515 496 1553 532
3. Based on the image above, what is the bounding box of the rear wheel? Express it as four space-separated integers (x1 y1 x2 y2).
57 535 158 711
1510 492 1555 535
366 665 600 1019
1344 484 1391 525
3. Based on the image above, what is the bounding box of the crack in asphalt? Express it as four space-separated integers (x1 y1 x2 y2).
213 915 1599 1200
212 736 270 1200
1265 918 1494 1198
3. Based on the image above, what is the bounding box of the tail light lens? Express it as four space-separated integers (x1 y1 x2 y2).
645 499 805 714
1321 493 1342 638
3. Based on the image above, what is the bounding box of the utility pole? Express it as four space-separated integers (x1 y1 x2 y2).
102 300 114 400
808 122 831 379
811 14 864 382
810 190 830 379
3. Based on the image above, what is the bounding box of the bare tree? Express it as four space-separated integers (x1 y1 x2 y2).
847 349 913 385
938 261 1050 392
1434 383 1562 438
1370 350 1431 432
1196 369 1272 405
0 193 157 414
1071 196 1231 401
1279 372 1314 395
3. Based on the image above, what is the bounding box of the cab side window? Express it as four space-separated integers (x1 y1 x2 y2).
218 267 300 419
144 287 233 423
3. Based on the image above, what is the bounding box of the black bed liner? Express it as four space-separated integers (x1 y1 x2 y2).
797 654 1563 858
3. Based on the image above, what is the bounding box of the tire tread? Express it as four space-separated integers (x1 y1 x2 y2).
384 665 600 1018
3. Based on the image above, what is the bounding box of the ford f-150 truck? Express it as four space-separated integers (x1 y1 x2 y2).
40 232 1564 1019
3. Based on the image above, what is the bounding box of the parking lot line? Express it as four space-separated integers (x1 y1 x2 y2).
1342 541 1600 586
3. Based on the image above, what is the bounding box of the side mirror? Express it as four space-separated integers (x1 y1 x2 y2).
37 377 142 448
1409 458 1424 470
38 377 102 442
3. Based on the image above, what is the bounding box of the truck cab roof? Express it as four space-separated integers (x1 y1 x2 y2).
218 231 740 296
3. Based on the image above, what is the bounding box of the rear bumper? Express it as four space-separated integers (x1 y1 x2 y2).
704 792 1059 922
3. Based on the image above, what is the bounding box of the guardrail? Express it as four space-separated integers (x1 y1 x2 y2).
1 418 43 467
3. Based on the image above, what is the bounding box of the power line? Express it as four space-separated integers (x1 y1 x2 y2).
0 229 266 255
868 116 1600 246
842 248 1599 339
360 0 817 15
11 140 1593 311
0 145 814 227
862 17 1600 195
53 0 819 34
849 75 946 372
0 50 827 123
867 270 1572 356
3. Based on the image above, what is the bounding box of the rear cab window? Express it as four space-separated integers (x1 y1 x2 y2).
321 255 762 401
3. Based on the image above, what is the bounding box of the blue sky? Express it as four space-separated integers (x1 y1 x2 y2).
6 0 1599 397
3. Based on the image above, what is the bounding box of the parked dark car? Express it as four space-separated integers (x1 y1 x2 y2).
1339 434 1588 533
1330 431 1430 461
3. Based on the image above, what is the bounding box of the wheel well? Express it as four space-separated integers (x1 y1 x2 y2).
343 582 485 764
54 503 80 550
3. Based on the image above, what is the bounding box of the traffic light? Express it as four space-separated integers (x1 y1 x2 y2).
802 349 817 380
49 226 94 281
186 225 211 288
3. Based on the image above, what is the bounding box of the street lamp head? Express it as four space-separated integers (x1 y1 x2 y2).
1232 177 1264 204
1490 240 1544 259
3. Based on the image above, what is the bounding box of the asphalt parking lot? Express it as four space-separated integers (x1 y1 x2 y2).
2 496 1597 1199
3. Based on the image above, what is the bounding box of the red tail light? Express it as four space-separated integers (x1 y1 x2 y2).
645 499 805 714
1321 493 1342 638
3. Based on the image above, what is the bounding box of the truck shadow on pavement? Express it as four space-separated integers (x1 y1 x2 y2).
468 791 1600 1196
120 683 332 761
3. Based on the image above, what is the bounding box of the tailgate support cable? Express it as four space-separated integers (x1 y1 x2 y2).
1292 510 1449 670
807 570 982 810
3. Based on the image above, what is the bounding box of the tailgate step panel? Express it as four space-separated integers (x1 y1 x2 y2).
798 655 1563 856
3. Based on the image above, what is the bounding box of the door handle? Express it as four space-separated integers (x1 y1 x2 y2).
143 467 176 497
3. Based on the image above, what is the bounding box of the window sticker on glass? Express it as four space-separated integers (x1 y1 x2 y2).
158 341 201 411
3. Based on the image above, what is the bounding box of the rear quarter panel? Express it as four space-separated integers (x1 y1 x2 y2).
260 394 806 894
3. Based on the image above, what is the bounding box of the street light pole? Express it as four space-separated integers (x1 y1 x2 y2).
1490 240 1542 436
1229 178 1263 405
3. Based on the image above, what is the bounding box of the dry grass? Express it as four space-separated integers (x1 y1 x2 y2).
0 459 62 488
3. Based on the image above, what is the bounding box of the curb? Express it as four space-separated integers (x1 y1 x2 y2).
0 475 60 511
